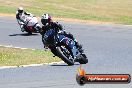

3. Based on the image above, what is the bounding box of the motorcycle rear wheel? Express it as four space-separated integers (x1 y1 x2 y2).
79 54 88 64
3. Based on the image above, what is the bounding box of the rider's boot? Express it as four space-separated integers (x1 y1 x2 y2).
20 25 25 32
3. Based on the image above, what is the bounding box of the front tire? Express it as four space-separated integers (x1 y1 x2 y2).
56 46 74 66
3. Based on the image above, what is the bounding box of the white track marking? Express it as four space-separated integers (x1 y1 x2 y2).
0 45 64 69
0 45 33 50
0 61 64 69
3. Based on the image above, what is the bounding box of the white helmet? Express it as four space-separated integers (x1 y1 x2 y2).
41 13 51 25
18 7 24 13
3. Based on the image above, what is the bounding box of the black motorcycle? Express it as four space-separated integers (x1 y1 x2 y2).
42 29 88 65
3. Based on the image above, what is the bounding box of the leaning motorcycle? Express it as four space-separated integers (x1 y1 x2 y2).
43 29 88 65
18 16 41 35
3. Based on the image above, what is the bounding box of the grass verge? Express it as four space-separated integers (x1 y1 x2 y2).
0 0 132 24
0 46 61 66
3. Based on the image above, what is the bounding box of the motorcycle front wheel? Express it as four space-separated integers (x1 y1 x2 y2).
56 46 74 66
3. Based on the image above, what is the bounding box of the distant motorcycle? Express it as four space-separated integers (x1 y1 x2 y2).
18 15 41 35
43 29 88 65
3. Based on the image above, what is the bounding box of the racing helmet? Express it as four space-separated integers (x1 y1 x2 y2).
18 7 24 13
41 13 52 25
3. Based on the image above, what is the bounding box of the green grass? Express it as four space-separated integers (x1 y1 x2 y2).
0 0 132 24
0 46 61 66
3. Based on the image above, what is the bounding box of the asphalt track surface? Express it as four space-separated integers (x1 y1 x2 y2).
0 16 132 88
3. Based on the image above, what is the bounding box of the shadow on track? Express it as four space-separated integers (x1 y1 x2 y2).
50 63 80 67
9 33 39 36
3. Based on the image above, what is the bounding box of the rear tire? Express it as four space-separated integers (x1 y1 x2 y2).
56 46 74 66
25 27 32 35
79 54 88 64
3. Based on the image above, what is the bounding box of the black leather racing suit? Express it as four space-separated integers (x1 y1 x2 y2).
41 22 77 56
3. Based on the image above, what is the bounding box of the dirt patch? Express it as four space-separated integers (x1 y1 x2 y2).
0 13 15 17
0 13 113 24
53 17 113 24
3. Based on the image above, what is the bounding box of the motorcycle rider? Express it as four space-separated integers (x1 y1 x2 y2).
16 7 41 32
41 13 83 56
